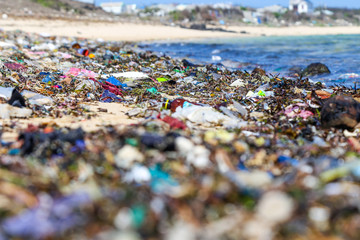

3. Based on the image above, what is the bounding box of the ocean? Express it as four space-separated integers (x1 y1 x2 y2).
143 34 360 87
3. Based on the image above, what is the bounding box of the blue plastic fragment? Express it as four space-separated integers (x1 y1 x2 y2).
8 148 20 155
100 90 121 103
2 192 91 239
149 164 178 194
183 101 193 108
106 76 121 86
39 72 50 76
71 140 86 152
106 76 128 88
278 155 299 167
42 75 53 84
352 165 360 178
237 162 248 171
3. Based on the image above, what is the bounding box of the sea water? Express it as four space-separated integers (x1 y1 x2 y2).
144 34 360 87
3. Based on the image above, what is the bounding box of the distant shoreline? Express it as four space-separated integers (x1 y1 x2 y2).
1 18 360 42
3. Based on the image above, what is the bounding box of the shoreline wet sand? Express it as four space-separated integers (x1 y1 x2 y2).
0 18 360 239
2 18 360 41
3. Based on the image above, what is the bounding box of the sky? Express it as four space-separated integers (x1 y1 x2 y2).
89 0 360 9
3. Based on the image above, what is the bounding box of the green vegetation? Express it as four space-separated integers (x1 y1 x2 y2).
143 7 160 15
31 0 71 11
169 11 181 21
273 12 281 19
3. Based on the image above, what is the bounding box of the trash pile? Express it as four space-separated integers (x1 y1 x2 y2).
0 29 360 239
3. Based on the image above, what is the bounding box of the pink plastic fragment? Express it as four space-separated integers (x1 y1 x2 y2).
285 104 314 119
66 68 98 78
4 62 26 71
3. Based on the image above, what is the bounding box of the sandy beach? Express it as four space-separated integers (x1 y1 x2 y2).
1 18 360 41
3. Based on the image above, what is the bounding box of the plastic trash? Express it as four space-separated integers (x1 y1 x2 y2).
172 105 233 125
102 72 149 80
105 76 127 88
8 89 26 108
0 104 32 119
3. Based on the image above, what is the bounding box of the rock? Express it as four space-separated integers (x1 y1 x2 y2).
251 67 267 77
302 63 331 77
289 66 302 75
321 95 360 129
189 23 207 30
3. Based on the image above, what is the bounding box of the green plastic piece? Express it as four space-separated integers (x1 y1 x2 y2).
157 77 168 82
258 90 266 97
147 87 159 94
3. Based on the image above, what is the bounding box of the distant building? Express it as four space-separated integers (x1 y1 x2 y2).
289 0 314 14
100 2 137 14
100 2 125 14
124 4 137 14
243 10 262 24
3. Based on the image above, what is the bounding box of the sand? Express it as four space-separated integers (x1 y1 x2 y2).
1 102 140 141
1 18 360 41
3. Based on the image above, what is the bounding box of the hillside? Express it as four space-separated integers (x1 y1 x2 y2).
0 0 113 21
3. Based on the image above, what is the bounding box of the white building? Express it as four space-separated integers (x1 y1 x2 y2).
124 4 137 14
243 10 262 24
289 0 314 14
100 2 125 14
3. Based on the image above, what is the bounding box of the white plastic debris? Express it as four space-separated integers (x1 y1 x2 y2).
172 105 233 125
0 87 13 100
0 104 32 119
114 208 133 230
230 79 246 87
22 90 54 105
102 72 149 80
31 43 57 51
115 145 145 169
165 220 197 240
75 79 99 91
175 137 194 156
126 108 143 117
123 165 151 183
232 100 247 117
308 206 330 223
234 170 272 188
256 191 294 224
220 106 238 120
186 145 211 169
0 41 15 48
